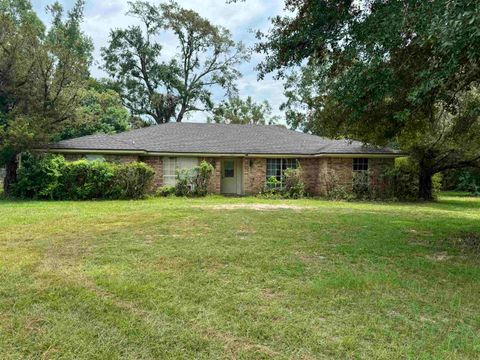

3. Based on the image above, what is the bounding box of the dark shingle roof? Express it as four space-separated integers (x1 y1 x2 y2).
49 123 398 155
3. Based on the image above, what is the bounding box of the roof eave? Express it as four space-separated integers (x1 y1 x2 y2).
42 148 405 158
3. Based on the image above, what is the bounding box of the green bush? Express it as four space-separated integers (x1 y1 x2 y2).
191 161 215 196
352 170 371 199
174 169 193 196
456 170 480 195
112 162 155 199
258 169 306 199
442 168 480 193
174 160 214 197
259 176 282 197
156 185 176 197
13 153 65 199
12 153 154 200
282 167 305 199
60 159 117 200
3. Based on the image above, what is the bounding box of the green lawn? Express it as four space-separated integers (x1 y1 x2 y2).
1 194 479 359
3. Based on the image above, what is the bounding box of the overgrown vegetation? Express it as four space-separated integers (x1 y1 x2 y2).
443 168 480 196
260 167 305 199
323 170 355 201
156 185 176 197
0 0 93 194
12 153 154 200
382 158 442 201
256 0 480 200
321 159 443 202
173 160 214 197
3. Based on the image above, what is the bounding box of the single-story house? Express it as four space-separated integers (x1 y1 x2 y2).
47 123 401 196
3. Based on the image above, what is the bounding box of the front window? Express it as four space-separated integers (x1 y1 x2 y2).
223 159 235 178
163 157 198 186
353 158 369 172
85 154 105 162
266 158 298 187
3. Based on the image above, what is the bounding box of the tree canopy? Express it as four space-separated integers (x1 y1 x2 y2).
102 0 249 124
256 0 480 199
0 0 93 193
56 79 130 141
208 96 279 125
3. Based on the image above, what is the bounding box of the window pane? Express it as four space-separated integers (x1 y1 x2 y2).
163 157 177 186
85 154 105 162
224 160 234 178
177 157 198 170
163 157 198 186
266 158 298 187
353 158 369 171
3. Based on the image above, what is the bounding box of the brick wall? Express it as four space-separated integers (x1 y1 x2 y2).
105 154 139 163
140 156 163 190
243 157 266 195
57 152 394 197
62 153 83 161
300 157 350 196
298 158 320 195
202 157 221 194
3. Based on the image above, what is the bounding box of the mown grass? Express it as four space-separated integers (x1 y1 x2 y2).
0 194 479 359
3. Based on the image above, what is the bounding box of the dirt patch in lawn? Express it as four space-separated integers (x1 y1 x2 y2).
199 204 313 211
426 252 452 262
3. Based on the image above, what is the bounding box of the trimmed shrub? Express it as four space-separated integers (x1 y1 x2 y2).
60 159 117 200
112 162 155 199
12 153 154 200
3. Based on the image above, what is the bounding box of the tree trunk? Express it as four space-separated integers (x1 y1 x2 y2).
418 166 433 201
176 105 186 122
3 154 18 195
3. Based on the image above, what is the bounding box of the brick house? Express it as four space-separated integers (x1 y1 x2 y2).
47 123 401 196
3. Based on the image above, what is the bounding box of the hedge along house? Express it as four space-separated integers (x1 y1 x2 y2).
47 123 401 196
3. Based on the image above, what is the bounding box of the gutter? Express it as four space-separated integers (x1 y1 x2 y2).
43 148 405 158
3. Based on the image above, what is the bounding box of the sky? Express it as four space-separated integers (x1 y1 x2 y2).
31 0 287 123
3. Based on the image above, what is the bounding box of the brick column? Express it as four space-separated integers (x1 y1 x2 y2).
243 157 266 195
298 158 320 196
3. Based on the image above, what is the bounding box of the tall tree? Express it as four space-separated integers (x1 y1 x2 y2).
102 0 249 124
208 96 279 125
56 80 130 141
0 0 92 193
254 0 480 200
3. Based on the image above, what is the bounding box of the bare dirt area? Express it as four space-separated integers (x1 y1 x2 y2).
197 203 313 211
